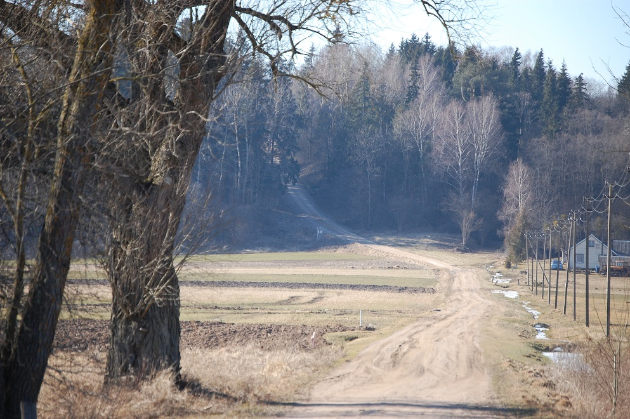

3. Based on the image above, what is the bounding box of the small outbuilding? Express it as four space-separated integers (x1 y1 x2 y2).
568 234 614 271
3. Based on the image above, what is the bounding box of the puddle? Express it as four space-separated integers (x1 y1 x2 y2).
533 323 549 339
522 302 540 319
490 292 551 339
491 272 512 284
543 348 585 370
491 290 519 299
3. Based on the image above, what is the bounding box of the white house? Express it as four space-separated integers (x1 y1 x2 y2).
568 234 614 271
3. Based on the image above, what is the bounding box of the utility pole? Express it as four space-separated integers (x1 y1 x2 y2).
524 233 528 286
564 213 572 316
606 184 613 337
535 234 539 296
548 227 552 305
542 229 546 300
531 240 534 292
555 256 560 310
585 201 590 327
573 212 577 321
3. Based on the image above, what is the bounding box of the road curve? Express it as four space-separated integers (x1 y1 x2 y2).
283 184 502 418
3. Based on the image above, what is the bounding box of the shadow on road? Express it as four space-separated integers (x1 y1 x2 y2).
264 400 538 418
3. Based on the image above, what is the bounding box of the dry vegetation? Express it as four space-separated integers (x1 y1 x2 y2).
38 242 441 417
35 234 630 417
38 345 343 418
482 257 630 418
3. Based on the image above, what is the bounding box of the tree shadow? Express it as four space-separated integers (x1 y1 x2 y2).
262 400 539 418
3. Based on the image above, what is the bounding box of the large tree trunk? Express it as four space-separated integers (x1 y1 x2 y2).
1 1 122 417
107 264 182 379
104 1 232 380
105 179 187 379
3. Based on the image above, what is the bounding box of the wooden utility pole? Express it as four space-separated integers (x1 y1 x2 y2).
585 202 590 327
535 235 539 295
531 241 534 292
573 213 577 321
555 257 560 309
606 184 613 337
524 233 527 286
548 227 552 305
542 230 546 299
564 213 572 316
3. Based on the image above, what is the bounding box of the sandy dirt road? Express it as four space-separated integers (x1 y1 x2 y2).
283 185 504 418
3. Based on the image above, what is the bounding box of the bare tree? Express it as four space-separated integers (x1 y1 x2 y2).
434 100 470 199
443 191 481 249
499 158 533 221
1 1 124 416
467 94 502 207
351 126 383 228
394 55 444 204
433 94 503 247
499 158 533 262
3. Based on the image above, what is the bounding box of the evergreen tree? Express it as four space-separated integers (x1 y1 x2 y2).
520 66 531 93
541 60 560 138
451 45 484 100
349 62 379 128
530 49 546 102
420 33 437 56
462 45 481 65
399 33 421 63
568 73 589 111
303 44 316 70
617 60 630 113
618 60 630 98
557 61 572 112
406 61 420 105
386 43 397 60
434 44 457 89
508 47 522 88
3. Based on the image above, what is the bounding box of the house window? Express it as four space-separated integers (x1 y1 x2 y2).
589 240 595 247
577 254 585 263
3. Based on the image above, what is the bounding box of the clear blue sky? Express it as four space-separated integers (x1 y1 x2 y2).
369 0 629 85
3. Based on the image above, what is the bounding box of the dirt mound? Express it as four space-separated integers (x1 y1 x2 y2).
52 319 354 353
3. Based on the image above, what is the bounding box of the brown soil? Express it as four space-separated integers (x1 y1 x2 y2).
52 320 354 353
181 280 434 293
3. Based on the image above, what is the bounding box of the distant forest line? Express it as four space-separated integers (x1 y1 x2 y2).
193 33 630 254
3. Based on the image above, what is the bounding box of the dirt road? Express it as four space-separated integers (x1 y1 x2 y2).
284 185 503 418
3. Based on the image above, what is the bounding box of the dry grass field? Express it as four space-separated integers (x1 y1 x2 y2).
35 233 630 417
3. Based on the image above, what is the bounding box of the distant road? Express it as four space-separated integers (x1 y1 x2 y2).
286 184 369 244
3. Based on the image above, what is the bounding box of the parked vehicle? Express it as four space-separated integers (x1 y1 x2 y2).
551 260 563 270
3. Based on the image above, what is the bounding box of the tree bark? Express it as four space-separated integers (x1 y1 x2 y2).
105 180 186 379
1 1 122 416
104 0 232 380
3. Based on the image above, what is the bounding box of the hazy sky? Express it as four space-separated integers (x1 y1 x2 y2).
370 0 629 85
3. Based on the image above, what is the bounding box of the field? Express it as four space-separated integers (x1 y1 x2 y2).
37 233 630 417
41 240 441 417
